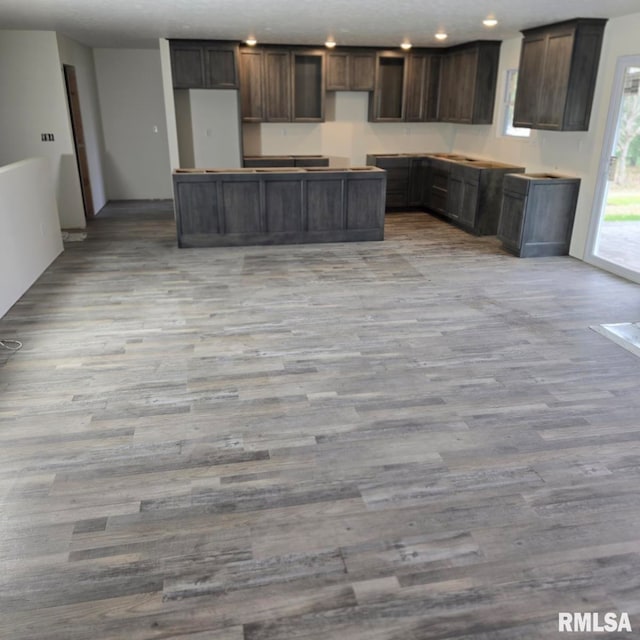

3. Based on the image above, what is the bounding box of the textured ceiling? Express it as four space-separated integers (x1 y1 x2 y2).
1 0 639 49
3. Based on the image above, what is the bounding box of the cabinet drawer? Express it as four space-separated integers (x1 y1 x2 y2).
432 171 449 190
430 188 448 214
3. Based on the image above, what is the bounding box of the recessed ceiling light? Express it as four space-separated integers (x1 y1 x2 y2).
245 37 257 46
400 42 412 50
483 18 498 27
435 32 448 41
325 39 336 48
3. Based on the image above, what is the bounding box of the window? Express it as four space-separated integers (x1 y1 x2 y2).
503 69 530 138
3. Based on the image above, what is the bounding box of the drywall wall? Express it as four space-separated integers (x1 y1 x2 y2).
0 30 85 229
0 158 64 318
174 90 195 168
190 90 242 168
243 92 455 166
159 38 181 173
57 34 107 215
450 12 640 260
94 48 172 199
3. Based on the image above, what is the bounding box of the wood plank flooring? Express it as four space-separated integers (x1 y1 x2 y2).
1 202 640 639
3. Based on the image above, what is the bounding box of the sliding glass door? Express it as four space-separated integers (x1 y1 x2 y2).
588 56 640 282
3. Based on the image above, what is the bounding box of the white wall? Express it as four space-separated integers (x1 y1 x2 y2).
190 90 242 168
450 13 640 259
0 30 85 229
243 92 455 166
94 48 172 200
0 158 64 318
56 34 108 215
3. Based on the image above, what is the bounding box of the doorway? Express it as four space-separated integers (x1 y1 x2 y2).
587 56 640 282
63 64 94 219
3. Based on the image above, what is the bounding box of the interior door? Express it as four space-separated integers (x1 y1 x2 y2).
587 56 640 282
64 65 94 219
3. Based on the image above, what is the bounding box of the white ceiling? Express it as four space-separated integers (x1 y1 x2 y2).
1 0 639 49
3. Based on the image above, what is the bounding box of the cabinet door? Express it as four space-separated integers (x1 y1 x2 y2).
459 175 480 227
446 172 464 220
239 49 265 121
513 35 546 128
405 54 429 122
292 50 325 121
351 52 376 90
370 53 406 121
376 157 410 208
536 30 574 129
326 52 350 90
407 159 425 206
497 190 527 251
175 181 219 236
457 49 478 123
425 56 441 121
438 54 455 121
264 50 291 121
203 44 239 89
430 166 449 214
171 44 204 88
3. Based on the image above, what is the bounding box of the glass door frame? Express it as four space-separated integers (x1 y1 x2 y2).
585 54 640 285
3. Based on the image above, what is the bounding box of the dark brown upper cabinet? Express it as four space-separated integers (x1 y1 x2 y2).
264 49 292 121
292 49 325 121
239 48 265 122
405 53 441 122
170 40 239 89
369 51 408 122
326 49 376 91
239 46 325 122
513 18 607 131
438 42 501 124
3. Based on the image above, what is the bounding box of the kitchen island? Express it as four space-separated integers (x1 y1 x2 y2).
173 167 386 248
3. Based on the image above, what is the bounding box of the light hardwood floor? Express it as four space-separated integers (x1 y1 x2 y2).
1 203 639 639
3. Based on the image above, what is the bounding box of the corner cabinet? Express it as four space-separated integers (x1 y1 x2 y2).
513 19 607 131
438 42 500 124
445 161 525 235
369 51 407 121
170 40 239 89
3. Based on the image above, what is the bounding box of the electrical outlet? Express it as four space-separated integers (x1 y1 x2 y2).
41 133 55 141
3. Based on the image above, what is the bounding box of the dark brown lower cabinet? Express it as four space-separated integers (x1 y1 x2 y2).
173 167 386 247
446 162 525 235
243 156 329 168
427 159 450 216
365 153 525 235
498 173 581 257
365 155 411 209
